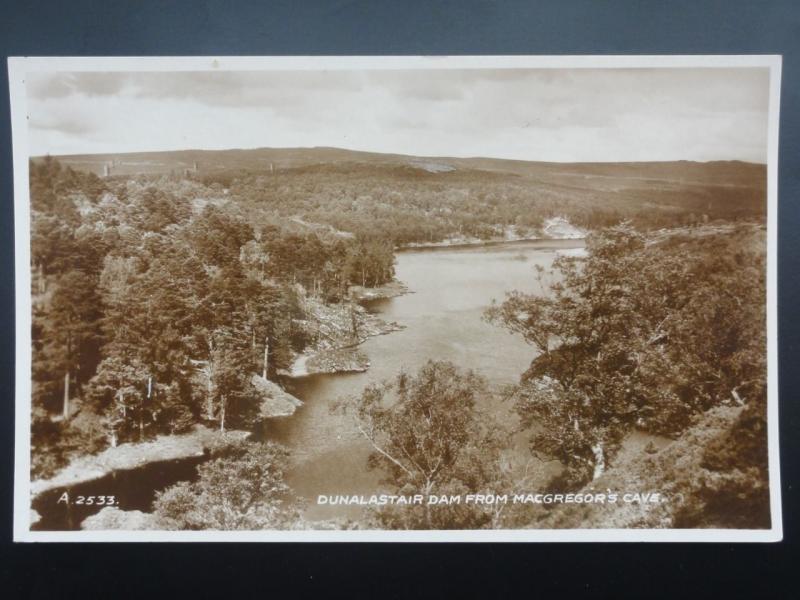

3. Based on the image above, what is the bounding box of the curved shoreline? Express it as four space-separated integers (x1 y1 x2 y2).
397 236 586 253
30 425 249 499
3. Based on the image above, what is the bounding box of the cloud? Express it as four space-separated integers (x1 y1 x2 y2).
124 71 364 109
24 67 771 162
29 114 96 135
28 72 130 99
27 74 74 99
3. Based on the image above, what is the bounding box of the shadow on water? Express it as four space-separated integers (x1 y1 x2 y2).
32 454 209 531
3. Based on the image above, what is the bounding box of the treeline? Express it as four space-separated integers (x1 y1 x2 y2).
29 158 394 477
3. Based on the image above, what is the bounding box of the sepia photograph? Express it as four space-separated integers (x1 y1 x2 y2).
9 55 782 541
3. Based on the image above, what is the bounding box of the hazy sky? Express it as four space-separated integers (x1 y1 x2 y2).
26 68 770 162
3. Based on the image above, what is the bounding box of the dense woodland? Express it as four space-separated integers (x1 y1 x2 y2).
29 153 769 530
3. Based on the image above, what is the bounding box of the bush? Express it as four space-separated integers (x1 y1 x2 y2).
153 440 299 530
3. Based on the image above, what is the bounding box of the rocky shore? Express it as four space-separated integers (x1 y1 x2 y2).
287 282 407 377
304 347 370 375
349 280 409 302
252 374 303 417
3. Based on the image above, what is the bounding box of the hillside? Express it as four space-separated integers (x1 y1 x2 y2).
34 147 766 245
38 146 766 188
501 224 770 530
535 402 769 529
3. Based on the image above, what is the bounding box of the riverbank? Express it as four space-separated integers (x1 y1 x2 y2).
397 218 587 251
30 425 249 499
30 281 404 523
349 280 409 301
252 374 304 417
286 282 407 377
31 375 303 499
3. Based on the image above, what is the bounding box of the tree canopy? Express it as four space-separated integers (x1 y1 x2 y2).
29 159 396 477
342 360 510 529
486 223 767 497
153 440 299 530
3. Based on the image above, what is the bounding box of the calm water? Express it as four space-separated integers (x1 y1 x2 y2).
32 455 209 530
269 239 584 521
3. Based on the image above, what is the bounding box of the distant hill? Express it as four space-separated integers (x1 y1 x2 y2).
35 146 766 190
33 146 766 241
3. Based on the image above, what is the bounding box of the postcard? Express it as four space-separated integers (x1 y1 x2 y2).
9 55 782 541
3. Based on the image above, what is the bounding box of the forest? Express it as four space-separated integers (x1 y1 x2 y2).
221 161 765 245
486 222 769 528
28 152 770 530
52 146 767 245
29 156 395 478
151 222 769 531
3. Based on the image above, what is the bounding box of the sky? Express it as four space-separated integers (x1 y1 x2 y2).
26 68 771 162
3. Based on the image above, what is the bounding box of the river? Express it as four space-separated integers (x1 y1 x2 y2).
268 238 585 521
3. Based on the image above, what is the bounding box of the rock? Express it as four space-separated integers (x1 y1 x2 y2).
289 354 311 377
81 507 160 531
305 347 370 374
284 288 406 378
358 313 405 340
349 280 409 301
251 375 303 418
542 216 586 239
